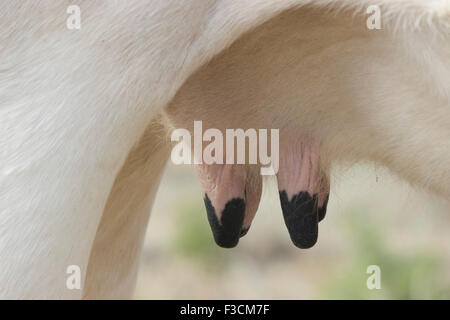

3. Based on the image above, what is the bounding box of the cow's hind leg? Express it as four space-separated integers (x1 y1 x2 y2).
83 119 170 299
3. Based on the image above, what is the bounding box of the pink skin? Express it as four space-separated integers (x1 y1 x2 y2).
196 163 261 229
197 164 246 217
318 174 330 208
277 141 323 199
242 178 262 230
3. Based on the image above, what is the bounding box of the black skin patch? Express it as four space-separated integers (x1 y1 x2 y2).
279 190 319 249
204 194 245 248
318 194 329 222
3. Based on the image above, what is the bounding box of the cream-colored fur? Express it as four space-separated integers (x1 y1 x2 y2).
0 1 448 299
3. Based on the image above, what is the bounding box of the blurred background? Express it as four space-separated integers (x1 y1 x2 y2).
134 163 450 299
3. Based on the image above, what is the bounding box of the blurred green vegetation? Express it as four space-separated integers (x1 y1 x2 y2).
318 207 450 299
